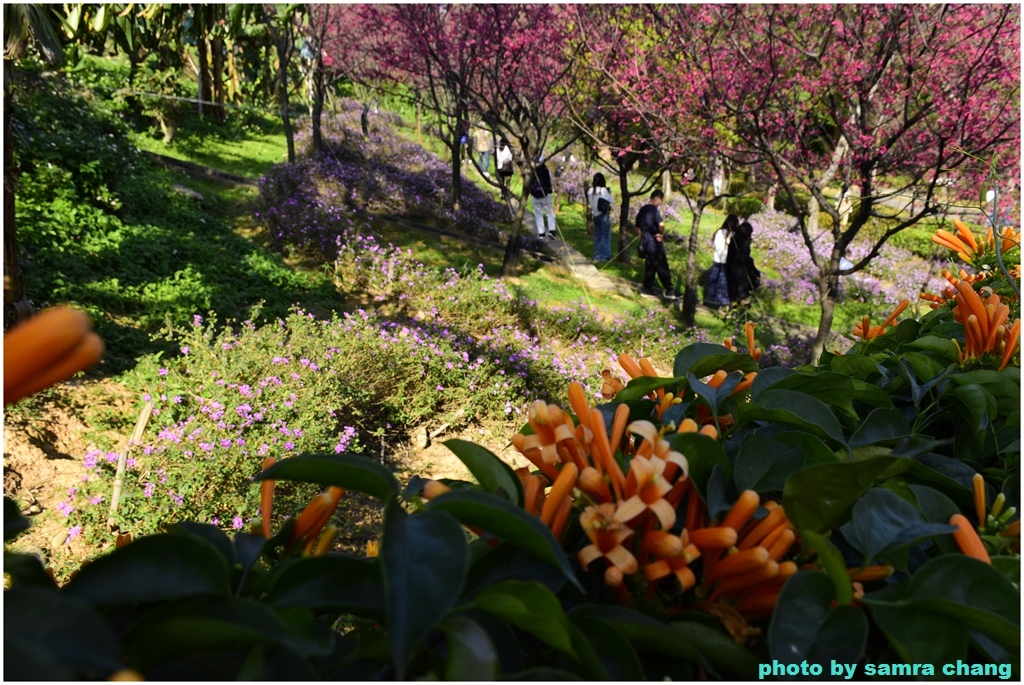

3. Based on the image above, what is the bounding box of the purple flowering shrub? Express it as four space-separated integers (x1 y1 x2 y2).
259 100 509 262
750 208 948 311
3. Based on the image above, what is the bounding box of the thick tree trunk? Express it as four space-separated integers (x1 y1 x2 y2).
663 169 672 198
311 51 325 155
500 188 532 277
810 271 839 364
681 204 705 326
276 36 295 163
211 35 226 121
3 70 28 325
616 164 632 265
450 139 462 211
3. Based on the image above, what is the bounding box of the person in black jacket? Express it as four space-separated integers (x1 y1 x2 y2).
636 190 679 300
726 220 761 305
530 160 557 240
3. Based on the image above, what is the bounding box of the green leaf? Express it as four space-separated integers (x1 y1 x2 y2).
849 407 913 447
443 439 523 505
843 488 955 567
262 555 385 616
734 430 836 492
905 335 960 361
991 556 1021 586
615 374 682 402
830 353 885 380
686 370 742 416
768 571 868 667
674 342 756 377
258 453 399 501
946 382 997 438
427 490 580 590
463 544 566 600
64 534 230 605
4 586 124 676
849 378 895 409
739 389 846 445
663 432 729 501
865 556 1020 663
567 605 758 679
749 366 796 394
569 617 643 681
470 580 575 657
381 505 469 678
4 496 30 542
783 457 907 533
761 371 858 421
801 531 853 605
121 596 331 668
443 614 499 681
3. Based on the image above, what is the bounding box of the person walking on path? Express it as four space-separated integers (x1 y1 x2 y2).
726 220 761 306
531 159 557 240
637 190 679 300
704 214 739 309
495 139 514 200
472 123 494 177
587 172 614 262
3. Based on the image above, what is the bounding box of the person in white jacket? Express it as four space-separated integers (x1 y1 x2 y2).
703 214 738 309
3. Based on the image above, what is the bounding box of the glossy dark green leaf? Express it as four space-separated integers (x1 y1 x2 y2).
64 534 230 605
5 637 76 680
444 614 499 681
381 505 469 678
762 371 858 421
4 585 123 674
844 488 955 566
463 544 566 600
749 365 795 396
3 550 58 588
614 374 682 402
168 522 235 566
870 602 967 667
4 496 30 542
768 571 868 668
569 617 643 681
262 555 385 616
687 370 743 416
783 457 907 533
946 382 997 438
258 453 399 501
470 580 575 657
568 605 758 679
443 439 523 505
734 430 836 492
122 596 331 668
905 335 960 361
829 353 885 380
674 342 756 377
663 432 729 501
801 531 853 605
849 408 913 447
427 490 580 590
739 389 845 445
849 378 895 409
990 556 1020 585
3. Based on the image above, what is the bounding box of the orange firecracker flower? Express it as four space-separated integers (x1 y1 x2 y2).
852 299 910 341
4 306 105 406
950 282 1019 369
578 503 638 574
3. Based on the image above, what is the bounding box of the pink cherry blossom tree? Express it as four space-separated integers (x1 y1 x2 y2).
699 4 1020 358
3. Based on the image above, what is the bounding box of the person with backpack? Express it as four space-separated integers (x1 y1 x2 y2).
587 172 614 262
531 159 557 240
703 214 739 309
636 190 679 300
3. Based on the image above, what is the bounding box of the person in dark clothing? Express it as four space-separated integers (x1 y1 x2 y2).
726 220 761 305
636 190 679 300
531 160 557 239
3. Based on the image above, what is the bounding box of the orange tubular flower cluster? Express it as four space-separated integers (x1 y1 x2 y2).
951 282 1020 369
931 219 1019 265
852 299 910 341
723 323 762 362
255 458 347 555
4 306 105 406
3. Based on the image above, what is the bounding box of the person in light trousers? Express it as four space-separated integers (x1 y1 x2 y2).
530 160 557 240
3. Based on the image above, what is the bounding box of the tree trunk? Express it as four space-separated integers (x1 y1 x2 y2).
3 69 29 325
196 30 211 117
310 50 325 155
583 180 593 236
810 270 839 363
681 203 706 326
276 36 295 163
450 138 462 211
663 169 672 198
616 162 632 265
211 35 226 121
415 99 422 142
500 188 532 277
